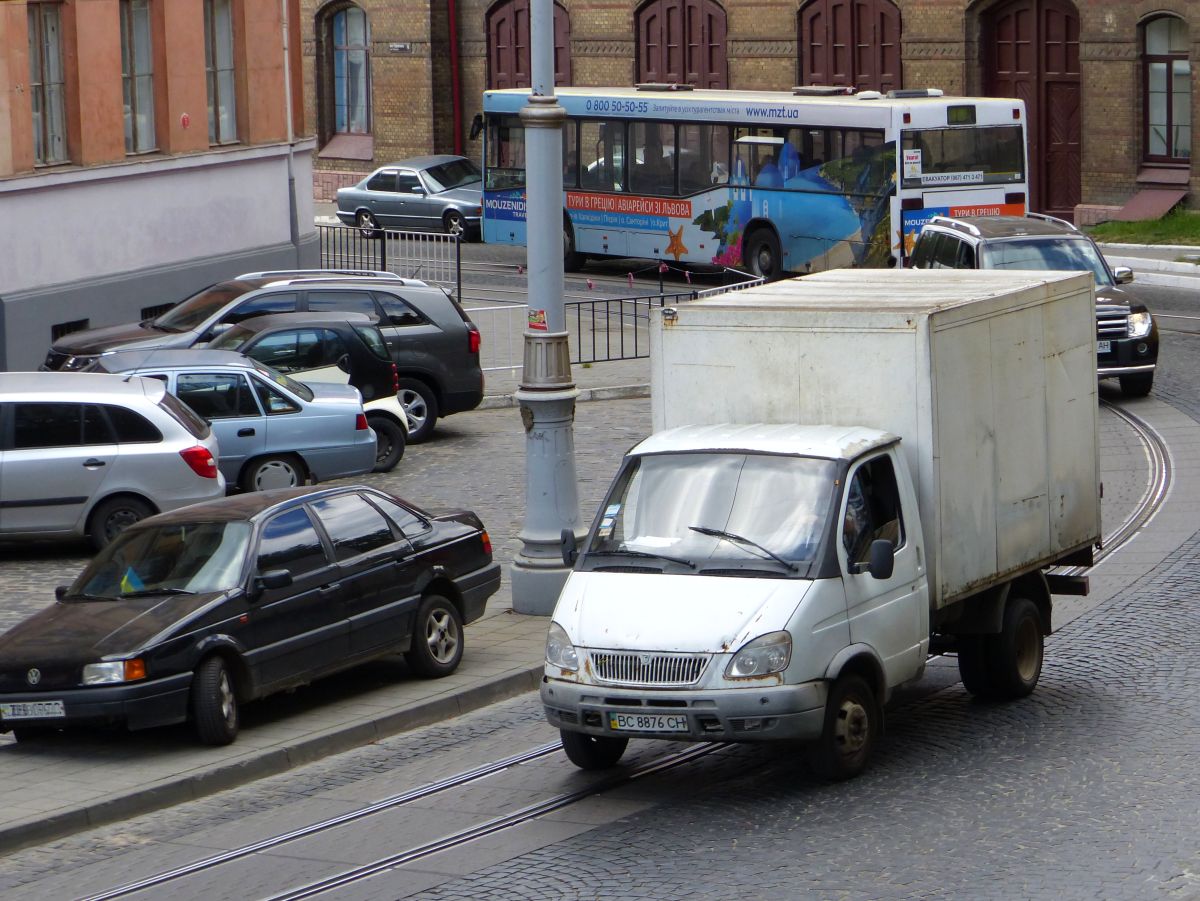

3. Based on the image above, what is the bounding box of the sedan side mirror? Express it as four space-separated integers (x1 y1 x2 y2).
254 569 293 593
867 539 895 580
560 528 579 567
1112 266 1134 285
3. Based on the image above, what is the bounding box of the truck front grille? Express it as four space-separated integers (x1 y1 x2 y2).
1096 311 1129 339
587 650 710 687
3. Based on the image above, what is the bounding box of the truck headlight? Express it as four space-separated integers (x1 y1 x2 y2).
82 659 146 685
1128 311 1153 339
546 622 579 671
725 632 792 679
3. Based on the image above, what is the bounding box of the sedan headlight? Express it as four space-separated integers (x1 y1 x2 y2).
545 622 579 671
725 632 792 679
82 658 146 685
1128 311 1154 339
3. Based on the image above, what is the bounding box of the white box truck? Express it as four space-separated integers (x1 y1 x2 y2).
543 269 1101 779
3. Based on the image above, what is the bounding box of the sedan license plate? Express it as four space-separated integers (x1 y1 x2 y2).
1 700 65 720
608 712 689 733
1097 340 1112 354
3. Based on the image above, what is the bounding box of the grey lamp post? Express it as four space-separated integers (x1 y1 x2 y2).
509 0 583 614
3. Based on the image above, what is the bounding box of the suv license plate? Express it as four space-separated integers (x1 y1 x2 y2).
1097 340 1112 354
1 700 65 720
608 712 689 733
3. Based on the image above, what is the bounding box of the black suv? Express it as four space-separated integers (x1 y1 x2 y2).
910 214 1159 396
43 270 483 441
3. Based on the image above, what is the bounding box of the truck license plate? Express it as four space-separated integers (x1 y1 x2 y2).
1097 340 1111 354
608 712 689 733
1 700 65 720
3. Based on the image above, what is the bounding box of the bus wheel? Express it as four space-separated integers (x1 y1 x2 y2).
564 221 587 272
745 229 782 281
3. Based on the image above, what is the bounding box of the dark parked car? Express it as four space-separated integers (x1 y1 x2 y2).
336 155 483 238
910 213 1159 396
42 270 485 442
207 312 409 471
0 486 501 745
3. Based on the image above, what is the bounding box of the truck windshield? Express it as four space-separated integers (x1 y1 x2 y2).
587 452 836 569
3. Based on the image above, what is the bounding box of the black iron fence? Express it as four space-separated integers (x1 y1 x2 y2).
564 291 697 364
318 224 462 299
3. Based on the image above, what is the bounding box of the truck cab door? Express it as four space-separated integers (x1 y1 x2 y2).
838 451 929 688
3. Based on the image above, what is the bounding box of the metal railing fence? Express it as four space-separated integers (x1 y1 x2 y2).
318 224 461 300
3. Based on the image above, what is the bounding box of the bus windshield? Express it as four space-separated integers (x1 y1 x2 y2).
900 125 1025 189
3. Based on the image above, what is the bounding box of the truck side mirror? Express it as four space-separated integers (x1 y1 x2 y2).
1112 266 1134 285
867 539 895 580
560 528 578 566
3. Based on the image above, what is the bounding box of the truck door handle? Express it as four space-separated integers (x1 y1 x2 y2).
238 428 255 437
83 458 106 467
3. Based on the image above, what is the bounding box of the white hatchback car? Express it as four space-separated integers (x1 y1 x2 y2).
0 372 225 548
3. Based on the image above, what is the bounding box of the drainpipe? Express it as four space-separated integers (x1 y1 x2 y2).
448 0 463 154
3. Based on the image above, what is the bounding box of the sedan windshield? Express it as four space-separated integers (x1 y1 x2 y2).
69 522 251 598
425 158 482 191
587 452 836 570
981 237 1113 287
153 284 248 332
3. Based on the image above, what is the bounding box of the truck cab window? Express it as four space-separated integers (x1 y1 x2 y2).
842 455 905 565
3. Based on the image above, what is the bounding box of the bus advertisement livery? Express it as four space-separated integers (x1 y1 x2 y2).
481 86 1028 278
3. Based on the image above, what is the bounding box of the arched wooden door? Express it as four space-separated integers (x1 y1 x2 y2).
798 0 901 93
983 0 1080 219
487 0 571 89
636 0 728 88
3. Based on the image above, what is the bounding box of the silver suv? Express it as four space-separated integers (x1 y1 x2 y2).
910 214 1159 396
0 372 225 548
43 270 484 442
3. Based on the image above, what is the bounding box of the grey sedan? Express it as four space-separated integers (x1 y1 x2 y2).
336 155 483 238
88 351 378 492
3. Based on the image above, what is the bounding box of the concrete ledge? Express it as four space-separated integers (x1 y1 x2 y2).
481 383 649 409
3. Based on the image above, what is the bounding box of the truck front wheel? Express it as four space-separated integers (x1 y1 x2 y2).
807 673 880 781
560 729 628 770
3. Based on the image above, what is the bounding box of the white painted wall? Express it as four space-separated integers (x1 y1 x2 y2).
0 140 316 294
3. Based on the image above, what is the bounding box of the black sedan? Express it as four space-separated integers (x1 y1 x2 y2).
0 486 500 745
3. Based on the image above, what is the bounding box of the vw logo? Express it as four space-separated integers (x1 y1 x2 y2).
26 668 41 686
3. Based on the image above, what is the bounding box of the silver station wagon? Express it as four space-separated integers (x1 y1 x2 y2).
0 372 225 548
88 351 377 492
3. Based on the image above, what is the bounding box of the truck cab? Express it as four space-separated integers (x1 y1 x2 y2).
544 423 934 780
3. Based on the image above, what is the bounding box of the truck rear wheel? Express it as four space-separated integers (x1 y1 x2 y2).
560 729 628 770
807 673 880 781
989 596 1043 699
958 596 1043 700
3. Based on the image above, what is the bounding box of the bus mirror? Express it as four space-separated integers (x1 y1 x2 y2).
469 114 483 141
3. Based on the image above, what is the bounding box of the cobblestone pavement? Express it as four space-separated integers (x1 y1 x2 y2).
0 281 1197 897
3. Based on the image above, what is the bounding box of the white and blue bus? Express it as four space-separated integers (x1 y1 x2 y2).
480 85 1028 278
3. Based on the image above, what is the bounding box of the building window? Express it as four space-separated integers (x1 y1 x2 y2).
332 6 370 134
204 0 237 144
798 0 901 94
635 0 728 89
120 0 156 153
1143 15 1191 163
28 2 67 165
485 0 572 90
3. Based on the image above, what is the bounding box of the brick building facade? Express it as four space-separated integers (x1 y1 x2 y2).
304 0 1195 222
1 0 317 371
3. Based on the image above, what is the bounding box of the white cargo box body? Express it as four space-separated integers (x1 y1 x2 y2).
650 269 1101 608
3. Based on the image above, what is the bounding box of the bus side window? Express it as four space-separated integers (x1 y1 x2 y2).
580 120 624 192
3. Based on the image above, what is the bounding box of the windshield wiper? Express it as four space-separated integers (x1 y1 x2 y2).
119 588 196 598
689 525 798 572
63 592 118 602
589 547 696 569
